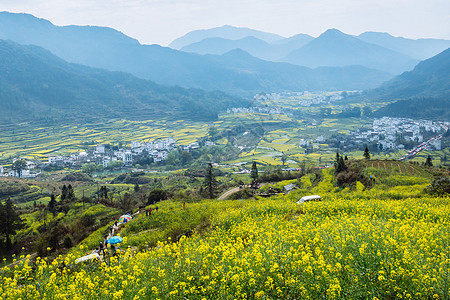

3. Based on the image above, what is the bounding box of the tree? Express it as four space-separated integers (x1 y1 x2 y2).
425 177 450 195
67 184 75 200
0 198 26 250
148 188 167 205
204 162 217 199
12 159 27 178
61 184 67 200
363 146 371 160
48 194 57 216
280 152 288 167
425 155 433 167
107 160 123 170
250 161 258 181
334 151 347 174
81 163 97 175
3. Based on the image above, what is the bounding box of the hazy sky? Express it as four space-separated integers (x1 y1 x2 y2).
1 0 449 46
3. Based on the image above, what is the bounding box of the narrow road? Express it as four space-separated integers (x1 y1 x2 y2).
218 187 241 200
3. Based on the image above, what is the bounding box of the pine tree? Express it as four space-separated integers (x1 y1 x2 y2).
425 155 433 167
48 194 57 216
204 162 217 199
0 198 26 250
334 151 347 174
67 184 74 200
363 146 371 160
61 184 67 201
250 161 258 181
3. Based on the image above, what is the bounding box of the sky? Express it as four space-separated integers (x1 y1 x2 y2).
0 0 449 46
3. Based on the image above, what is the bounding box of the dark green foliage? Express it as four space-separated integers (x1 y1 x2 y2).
259 169 302 183
63 235 74 249
61 185 67 201
231 187 254 200
374 97 450 121
204 163 217 199
0 198 26 249
250 161 259 181
335 161 372 188
60 172 92 182
334 152 347 174
425 177 450 196
48 194 57 216
0 181 29 198
424 155 433 167
148 188 167 205
364 146 371 160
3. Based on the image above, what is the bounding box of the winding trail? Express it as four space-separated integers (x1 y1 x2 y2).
218 187 241 200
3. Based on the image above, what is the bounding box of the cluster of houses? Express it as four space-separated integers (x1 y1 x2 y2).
356 117 446 151
296 117 448 154
0 159 41 178
48 138 179 168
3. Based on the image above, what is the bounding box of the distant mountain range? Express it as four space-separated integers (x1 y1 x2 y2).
281 29 418 74
0 12 392 96
0 40 245 122
176 26 450 75
169 25 285 49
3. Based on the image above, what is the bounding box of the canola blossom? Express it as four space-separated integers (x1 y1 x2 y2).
1 195 449 299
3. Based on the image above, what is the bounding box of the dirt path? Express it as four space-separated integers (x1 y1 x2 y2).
218 187 241 200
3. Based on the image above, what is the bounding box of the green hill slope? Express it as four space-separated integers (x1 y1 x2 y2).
0 39 245 122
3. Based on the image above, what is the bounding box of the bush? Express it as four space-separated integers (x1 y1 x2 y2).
425 177 450 196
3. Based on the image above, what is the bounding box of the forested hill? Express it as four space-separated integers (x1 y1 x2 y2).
0 40 245 122
372 47 450 99
371 48 450 120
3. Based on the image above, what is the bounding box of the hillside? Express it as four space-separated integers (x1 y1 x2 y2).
180 34 314 61
372 47 450 99
0 40 245 121
370 48 450 120
205 49 391 92
2 161 450 299
0 12 392 95
282 29 418 74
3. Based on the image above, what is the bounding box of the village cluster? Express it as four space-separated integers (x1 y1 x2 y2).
297 117 447 154
0 138 186 178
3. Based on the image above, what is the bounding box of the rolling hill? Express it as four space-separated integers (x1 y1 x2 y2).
0 40 245 122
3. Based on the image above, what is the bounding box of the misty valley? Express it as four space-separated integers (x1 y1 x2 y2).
0 11 449 300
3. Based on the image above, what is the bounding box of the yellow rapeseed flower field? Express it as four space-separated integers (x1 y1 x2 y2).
1 192 449 299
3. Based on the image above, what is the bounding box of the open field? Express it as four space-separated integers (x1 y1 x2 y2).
1 164 449 299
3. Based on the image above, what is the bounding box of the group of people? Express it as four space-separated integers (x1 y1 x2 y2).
145 206 159 216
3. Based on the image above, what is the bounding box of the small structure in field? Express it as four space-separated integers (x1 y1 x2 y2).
297 195 321 204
